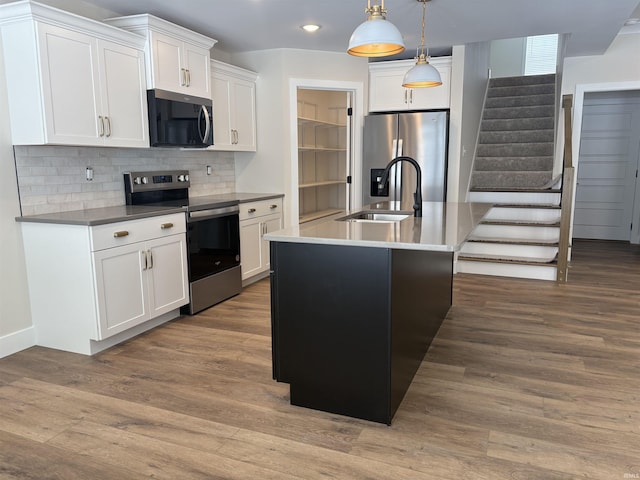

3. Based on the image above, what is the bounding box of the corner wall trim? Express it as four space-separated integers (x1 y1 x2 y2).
0 327 36 359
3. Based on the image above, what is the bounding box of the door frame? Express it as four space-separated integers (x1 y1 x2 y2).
572 80 640 244
288 78 365 224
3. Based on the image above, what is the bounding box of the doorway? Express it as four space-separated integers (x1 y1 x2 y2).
296 88 353 224
573 90 640 243
288 79 364 226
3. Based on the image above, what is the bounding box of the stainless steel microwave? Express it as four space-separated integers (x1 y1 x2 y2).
147 89 213 148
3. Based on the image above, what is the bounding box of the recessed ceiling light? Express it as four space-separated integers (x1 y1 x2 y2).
302 24 321 33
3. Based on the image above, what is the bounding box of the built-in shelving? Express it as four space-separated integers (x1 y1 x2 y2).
297 89 351 225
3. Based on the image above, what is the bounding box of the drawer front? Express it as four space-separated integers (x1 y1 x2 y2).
91 213 186 251
239 198 283 221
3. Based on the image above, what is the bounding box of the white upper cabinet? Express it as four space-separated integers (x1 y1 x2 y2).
106 14 217 99
369 57 452 112
210 60 257 152
0 1 149 147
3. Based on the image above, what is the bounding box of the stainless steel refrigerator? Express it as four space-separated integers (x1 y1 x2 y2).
362 111 448 206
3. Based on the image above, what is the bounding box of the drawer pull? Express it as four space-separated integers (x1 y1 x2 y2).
248 208 257 213
113 231 129 238
270 204 278 209
160 223 174 229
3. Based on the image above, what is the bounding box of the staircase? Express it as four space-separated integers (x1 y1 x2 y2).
459 74 562 281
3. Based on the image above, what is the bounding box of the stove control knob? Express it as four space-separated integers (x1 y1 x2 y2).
185 174 190 182
141 176 149 184
133 176 142 185
177 174 185 182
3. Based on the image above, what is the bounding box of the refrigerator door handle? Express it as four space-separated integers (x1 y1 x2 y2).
398 138 404 157
392 139 398 159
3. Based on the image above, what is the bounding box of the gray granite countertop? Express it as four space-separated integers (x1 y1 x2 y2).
15 205 185 226
264 201 491 252
16 192 284 226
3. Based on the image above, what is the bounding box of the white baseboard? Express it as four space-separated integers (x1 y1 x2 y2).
0 326 36 359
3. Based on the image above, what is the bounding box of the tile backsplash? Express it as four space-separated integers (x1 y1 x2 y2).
14 145 235 216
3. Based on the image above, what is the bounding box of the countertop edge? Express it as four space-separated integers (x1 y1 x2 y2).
15 207 186 227
263 233 457 252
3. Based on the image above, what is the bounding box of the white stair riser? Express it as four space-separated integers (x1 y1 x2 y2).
460 243 558 258
472 224 560 242
456 260 557 281
469 191 560 205
485 207 561 223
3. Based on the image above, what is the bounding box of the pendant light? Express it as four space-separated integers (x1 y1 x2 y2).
348 0 405 57
402 0 442 88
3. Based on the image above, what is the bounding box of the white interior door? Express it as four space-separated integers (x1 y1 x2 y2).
573 91 640 241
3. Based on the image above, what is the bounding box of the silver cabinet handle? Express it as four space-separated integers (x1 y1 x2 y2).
270 204 278 210
160 222 174 229
147 249 153 269
98 116 105 137
404 90 408 104
105 116 111 137
113 230 129 238
248 208 256 214
141 250 147 271
409 89 413 104
181 68 187 86
200 105 211 144
186 69 191 87
234 130 239 144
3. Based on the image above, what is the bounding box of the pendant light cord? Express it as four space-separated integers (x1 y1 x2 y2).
419 0 426 57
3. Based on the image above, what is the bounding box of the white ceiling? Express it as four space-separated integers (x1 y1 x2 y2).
42 0 640 58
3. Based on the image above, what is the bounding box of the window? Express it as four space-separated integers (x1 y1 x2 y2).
524 34 559 75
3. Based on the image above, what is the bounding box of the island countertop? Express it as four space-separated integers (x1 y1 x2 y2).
265 201 490 252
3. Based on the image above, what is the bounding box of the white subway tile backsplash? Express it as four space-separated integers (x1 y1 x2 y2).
14 145 236 215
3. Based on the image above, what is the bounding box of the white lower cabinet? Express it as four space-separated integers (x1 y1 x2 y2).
20 213 188 355
239 198 283 281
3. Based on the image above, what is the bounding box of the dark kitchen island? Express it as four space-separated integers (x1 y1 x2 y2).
265 202 489 424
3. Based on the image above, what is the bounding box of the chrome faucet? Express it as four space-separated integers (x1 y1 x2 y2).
378 156 423 217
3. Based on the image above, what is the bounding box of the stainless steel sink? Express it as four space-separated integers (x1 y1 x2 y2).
336 212 411 222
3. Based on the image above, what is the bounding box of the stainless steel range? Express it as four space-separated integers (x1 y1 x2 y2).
124 170 241 314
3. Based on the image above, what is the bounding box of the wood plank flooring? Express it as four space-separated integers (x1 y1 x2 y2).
0 239 638 479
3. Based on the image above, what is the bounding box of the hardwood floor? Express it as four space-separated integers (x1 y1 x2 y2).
1 239 638 479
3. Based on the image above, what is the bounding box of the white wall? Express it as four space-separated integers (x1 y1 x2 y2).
562 31 640 96
232 48 369 227
490 38 526 78
448 42 491 202
0 35 33 357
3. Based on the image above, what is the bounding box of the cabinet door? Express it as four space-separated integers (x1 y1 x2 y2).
37 23 102 145
369 69 408 112
93 243 147 340
410 64 451 110
150 32 184 92
261 215 283 272
183 43 211 98
211 73 234 149
145 234 189 317
233 78 257 151
98 40 149 147
240 217 263 280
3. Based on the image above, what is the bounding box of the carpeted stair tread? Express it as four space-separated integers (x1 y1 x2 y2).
474 156 554 172
483 105 555 120
479 129 554 144
457 253 558 265
485 94 555 108
488 83 555 98
493 203 561 209
466 236 559 246
489 74 556 87
476 143 554 157
481 117 554 131
480 219 560 227
470 186 562 193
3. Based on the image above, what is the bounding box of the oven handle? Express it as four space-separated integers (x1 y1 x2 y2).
188 205 239 221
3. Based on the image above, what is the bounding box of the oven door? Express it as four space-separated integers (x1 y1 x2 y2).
187 206 240 282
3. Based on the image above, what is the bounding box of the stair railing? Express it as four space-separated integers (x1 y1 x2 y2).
556 94 574 282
